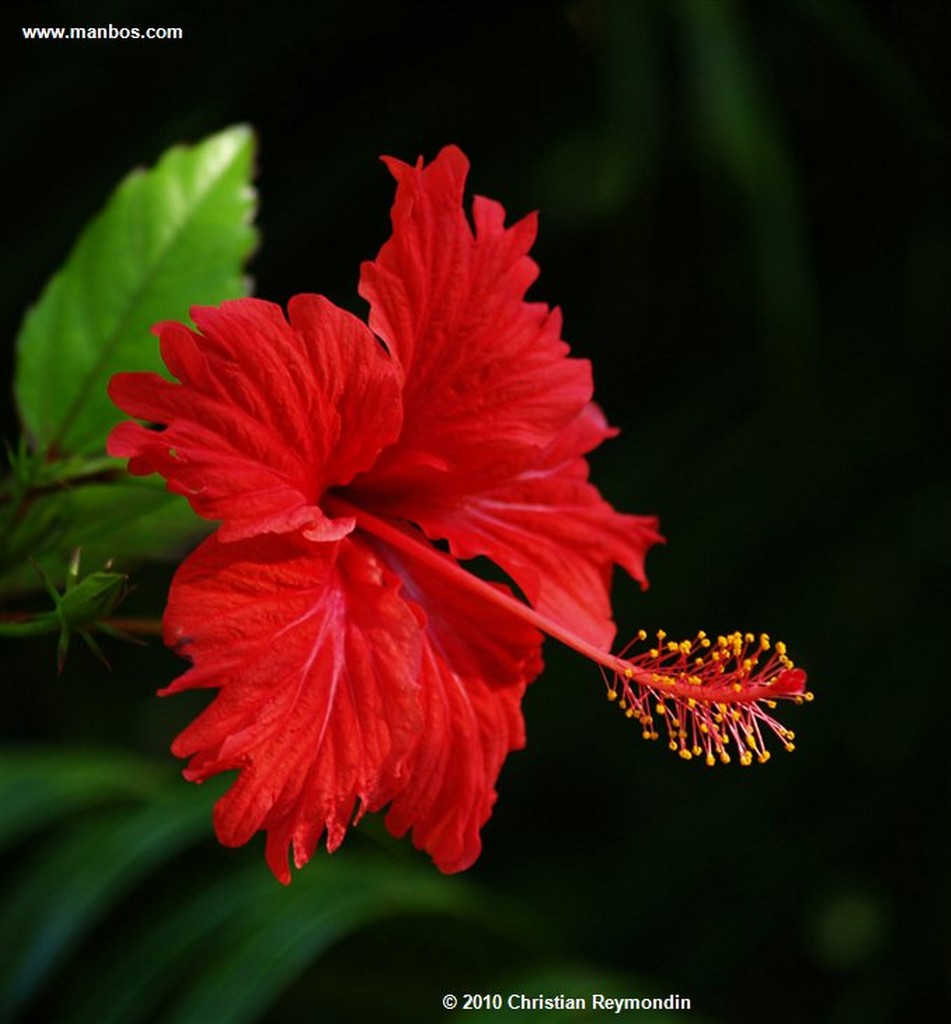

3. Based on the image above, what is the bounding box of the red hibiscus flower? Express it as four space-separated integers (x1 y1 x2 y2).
108 146 806 882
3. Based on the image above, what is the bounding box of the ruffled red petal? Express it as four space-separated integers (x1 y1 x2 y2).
356 149 660 649
162 531 422 884
404 404 664 650
357 145 593 500
108 295 402 542
367 529 543 871
385 646 530 873
163 522 543 880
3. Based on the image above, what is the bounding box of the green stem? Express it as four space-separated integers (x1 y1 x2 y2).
0 616 60 637
0 614 163 638
0 454 121 505
0 452 124 574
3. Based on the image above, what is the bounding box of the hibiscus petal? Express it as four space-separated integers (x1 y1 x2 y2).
161 531 422 884
346 527 543 873
357 145 593 500
366 525 544 690
400 404 664 650
385 646 529 874
108 296 402 542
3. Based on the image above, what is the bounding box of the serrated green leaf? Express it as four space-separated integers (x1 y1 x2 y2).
14 124 257 456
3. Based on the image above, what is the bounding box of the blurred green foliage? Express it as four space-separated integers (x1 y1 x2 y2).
2 1 948 1022
0 749 500 1023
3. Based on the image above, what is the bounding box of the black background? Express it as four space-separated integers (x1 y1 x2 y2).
3 2 949 1021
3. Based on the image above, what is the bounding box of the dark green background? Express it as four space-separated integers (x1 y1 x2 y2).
2 2 948 1021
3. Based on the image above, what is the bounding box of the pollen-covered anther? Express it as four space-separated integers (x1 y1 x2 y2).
601 629 811 765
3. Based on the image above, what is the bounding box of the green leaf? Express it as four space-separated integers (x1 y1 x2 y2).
14 124 257 456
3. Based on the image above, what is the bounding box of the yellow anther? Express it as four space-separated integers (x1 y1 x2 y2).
784 742 796 752
804 691 815 702
615 628 808 769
